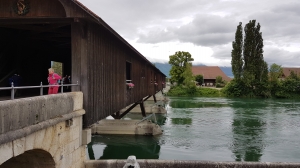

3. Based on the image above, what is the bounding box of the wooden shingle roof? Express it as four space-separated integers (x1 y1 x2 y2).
192 66 232 81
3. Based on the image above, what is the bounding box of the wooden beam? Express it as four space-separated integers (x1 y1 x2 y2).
118 102 139 119
153 94 157 103
0 18 74 25
111 111 120 119
143 95 152 101
140 101 146 117
32 24 71 34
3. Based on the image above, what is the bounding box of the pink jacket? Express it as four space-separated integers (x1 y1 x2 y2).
48 73 61 85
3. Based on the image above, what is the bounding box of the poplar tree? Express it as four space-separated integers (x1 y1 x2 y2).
243 20 266 86
231 22 243 80
229 20 268 97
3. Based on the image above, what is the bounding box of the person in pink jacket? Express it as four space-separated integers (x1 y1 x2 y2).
47 68 61 94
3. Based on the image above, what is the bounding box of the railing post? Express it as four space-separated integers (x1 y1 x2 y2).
61 80 64 93
11 82 14 100
40 82 43 96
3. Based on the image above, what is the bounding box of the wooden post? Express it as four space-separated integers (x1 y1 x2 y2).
153 94 157 103
111 111 120 119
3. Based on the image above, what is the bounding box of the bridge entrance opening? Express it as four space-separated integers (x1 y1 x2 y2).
0 149 55 168
0 21 71 99
51 61 63 77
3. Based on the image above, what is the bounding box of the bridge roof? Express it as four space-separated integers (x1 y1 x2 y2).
72 0 166 77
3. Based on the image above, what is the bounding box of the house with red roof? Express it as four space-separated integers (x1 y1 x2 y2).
280 67 300 79
192 66 232 86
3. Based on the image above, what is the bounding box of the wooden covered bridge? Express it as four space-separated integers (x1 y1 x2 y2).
0 0 166 127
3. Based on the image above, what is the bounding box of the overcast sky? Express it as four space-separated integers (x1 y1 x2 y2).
79 0 300 67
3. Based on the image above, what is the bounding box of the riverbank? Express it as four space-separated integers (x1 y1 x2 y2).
166 85 224 97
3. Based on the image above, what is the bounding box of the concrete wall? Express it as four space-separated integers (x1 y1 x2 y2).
0 92 83 135
85 160 300 168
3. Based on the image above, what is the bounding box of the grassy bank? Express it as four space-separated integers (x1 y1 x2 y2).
167 85 224 97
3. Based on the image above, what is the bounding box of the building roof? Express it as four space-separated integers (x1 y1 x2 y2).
282 67 300 78
192 66 232 81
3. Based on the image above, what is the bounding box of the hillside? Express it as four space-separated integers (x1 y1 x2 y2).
219 67 233 78
154 63 171 77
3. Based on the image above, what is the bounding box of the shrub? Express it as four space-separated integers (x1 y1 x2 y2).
167 85 222 97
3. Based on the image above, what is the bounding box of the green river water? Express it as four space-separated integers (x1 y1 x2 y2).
87 97 300 162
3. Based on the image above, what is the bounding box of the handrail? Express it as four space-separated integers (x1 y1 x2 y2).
135 113 156 125
0 81 80 100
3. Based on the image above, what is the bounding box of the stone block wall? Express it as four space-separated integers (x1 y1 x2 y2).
0 92 87 168
0 116 86 168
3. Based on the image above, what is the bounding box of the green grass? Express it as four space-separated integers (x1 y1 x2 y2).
167 86 224 97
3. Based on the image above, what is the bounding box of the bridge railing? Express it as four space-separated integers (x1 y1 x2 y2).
0 81 80 100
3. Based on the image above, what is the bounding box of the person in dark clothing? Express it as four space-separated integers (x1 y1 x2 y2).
63 75 70 92
9 74 21 86
8 74 22 96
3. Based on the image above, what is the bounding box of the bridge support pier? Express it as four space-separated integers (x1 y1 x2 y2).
0 115 88 168
91 119 162 135
0 92 90 168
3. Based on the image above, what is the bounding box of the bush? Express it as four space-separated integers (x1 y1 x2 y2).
167 85 222 97
216 83 225 88
196 87 221 97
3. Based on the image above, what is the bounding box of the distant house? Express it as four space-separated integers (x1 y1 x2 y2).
192 66 232 86
280 67 300 80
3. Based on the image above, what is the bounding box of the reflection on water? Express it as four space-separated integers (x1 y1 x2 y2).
230 99 267 161
170 97 229 108
88 97 300 162
89 135 161 159
171 118 192 125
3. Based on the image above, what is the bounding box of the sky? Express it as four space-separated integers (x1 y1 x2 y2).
78 0 300 67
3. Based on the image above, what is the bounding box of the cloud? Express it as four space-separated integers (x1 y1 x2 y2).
264 47 300 67
78 0 300 67
137 14 237 46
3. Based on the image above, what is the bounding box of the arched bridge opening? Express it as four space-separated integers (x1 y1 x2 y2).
0 149 55 168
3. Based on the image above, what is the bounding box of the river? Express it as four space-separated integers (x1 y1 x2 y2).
87 97 300 162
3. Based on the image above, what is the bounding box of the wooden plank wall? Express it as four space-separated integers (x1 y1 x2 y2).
78 21 165 127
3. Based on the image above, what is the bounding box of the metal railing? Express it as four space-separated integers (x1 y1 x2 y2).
136 102 162 125
0 81 79 100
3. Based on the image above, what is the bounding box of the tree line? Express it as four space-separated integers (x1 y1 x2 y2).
168 20 300 98
224 20 300 98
